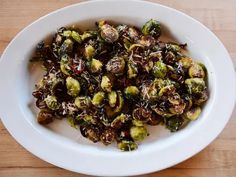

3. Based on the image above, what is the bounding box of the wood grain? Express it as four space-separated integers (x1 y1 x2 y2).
0 0 235 177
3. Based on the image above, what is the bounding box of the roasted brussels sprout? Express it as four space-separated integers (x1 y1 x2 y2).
62 30 72 37
37 110 54 124
88 58 103 73
117 140 138 151
105 91 124 118
166 117 183 132
100 128 116 145
185 78 206 94
189 62 205 78
84 45 95 59
164 51 176 65
59 39 73 56
179 56 193 69
111 114 130 129
194 90 208 105
142 19 161 38
152 61 167 78
71 31 82 43
127 61 138 79
92 91 105 106
44 95 59 110
101 76 112 92
80 124 101 143
67 116 77 128
108 91 117 107
138 36 155 47
128 27 140 40
124 86 140 99
60 55 71 75
99 21 119 43
132 107 152 123
185 107 201 120
166 43 181 53
130 126 148 141
106 57 125 75
66 77 80 97
81 31 97 41
74 96 91 109
169 102 186 115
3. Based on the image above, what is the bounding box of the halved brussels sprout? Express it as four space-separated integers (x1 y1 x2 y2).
142 19 161 38
106 57 125 75
166 116 183 132
59 39 74 56
128 27 140 40
130 126 148 141
108 91 117 107
164 51 176 65
168 93 182 105
60 54 71 75
183 94 193 111
92 91 105 107
37 110 54 124
117 140 138 151
132 107 152 122
189 62 205 78
127 61 138 79
169 102 186 115
116 24 128 34
88 58 103 73
152 61 167 78
138 36 155 47
62 30 72 37
80 124 101 142
101 76 112 92
74 96 91 109
66 77 80 97
124 86 140 99
99 21 119 43
194 90 208 105
84 45 95 59
44 95 59 110
105 91 124 118
81 31 97 41
111 113 129 129
67 116 77 128
185 78 206 94
123 38 132 50
179 56 193 69
166 43 181 53
71 31 82 43
100 128 115 145
186 107 201 120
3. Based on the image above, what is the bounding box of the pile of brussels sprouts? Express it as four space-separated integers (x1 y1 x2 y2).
32 19 208 151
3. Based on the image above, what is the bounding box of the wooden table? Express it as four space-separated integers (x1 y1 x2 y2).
0 0 235 176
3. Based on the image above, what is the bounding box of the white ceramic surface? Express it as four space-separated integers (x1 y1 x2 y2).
0 0 235 176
